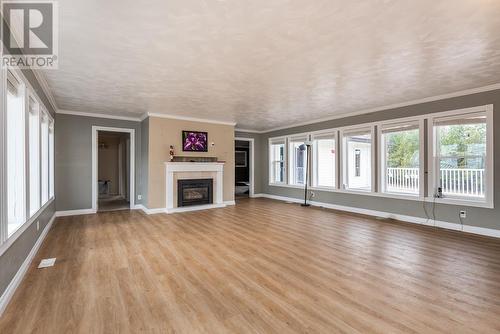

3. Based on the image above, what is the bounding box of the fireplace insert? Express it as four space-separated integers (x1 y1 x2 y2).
178 179 213 207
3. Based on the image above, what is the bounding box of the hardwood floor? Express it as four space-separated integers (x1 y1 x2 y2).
1 198 500 333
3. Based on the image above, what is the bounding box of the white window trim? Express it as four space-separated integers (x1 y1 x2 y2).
311 129 338 189
288 134 310 186
339 125 376 194
377 118 425 199
267 105 494 209
427 105 494 209
268 136 288 185
0 66 56 248
0 68 6 243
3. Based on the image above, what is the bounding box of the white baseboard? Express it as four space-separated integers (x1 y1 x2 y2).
0 213 56 317
165 203 227 214
55 209 96 217
254 193 500 238
133 205 166 215
135 201 235 215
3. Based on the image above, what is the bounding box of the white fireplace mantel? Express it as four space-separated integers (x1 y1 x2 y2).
165 162 225 213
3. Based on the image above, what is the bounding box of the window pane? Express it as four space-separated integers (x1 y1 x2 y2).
290 142 307 185
344 132 371 191
49 122 55 198
383 128 420 194
41 115 49 204
436 117 486 198
270 143 285 183
7 78 25 236
29 101 40 216
314 138 335 187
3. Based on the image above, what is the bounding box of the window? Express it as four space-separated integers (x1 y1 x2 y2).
289 136 308 185
380 122 422 196
312 132 336 188
269 138 286 184
29 96 40 216
432 109 492 205
6 72 26 236
49 120 55 199
342 128 373 191
41 111 49 204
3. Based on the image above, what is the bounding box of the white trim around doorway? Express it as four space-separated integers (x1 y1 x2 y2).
235 137 255 198
91 126 135 212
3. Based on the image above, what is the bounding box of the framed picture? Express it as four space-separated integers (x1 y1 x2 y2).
182 131 208 152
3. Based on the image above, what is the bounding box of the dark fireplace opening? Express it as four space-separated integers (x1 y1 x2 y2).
178 179 213 207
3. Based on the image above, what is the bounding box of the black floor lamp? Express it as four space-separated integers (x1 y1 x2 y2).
299 142 312 207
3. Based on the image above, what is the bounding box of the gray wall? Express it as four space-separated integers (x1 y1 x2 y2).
0 68 56 299
259 89 500 231
55 114 145 211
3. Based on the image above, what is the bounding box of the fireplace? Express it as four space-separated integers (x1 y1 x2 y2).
178 179 213 207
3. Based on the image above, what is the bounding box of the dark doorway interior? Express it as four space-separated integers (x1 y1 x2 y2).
98 131 131 212
235 140 250 198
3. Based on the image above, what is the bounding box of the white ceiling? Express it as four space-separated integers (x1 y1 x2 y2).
43 0 500 131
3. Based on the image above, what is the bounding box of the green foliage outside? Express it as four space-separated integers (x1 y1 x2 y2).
386 124 486 169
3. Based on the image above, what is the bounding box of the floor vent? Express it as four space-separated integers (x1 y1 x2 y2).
38 258 56 269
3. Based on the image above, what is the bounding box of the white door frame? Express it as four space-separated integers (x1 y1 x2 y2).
92 126 135 212
235 137 255 197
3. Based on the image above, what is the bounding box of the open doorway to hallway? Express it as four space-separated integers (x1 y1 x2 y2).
234 138 254 200
97 131 131 212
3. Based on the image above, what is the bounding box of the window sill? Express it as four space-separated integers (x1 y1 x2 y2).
267 183 493 208
0 197 55 258
424 197 494 209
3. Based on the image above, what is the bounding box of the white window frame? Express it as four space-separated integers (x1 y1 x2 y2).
6 69 27 237
49 119 55 199
340 125 376 193
28 94 41 217
268 136 287 185
288 133 310 186
377 118 425 199
0 66 55 254
428 105 494 208
311 129 338 190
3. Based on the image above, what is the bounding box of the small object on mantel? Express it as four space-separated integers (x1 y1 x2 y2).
172 156 218 162
169 145 175 162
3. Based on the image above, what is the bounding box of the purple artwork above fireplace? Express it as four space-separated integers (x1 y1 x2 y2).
182 131 208 152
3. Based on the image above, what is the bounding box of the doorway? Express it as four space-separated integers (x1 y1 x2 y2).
92 126 135 212
234 138 254 199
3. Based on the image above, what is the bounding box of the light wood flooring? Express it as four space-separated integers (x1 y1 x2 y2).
1 198 500 333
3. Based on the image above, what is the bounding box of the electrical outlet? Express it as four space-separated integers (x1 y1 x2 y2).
36 221 39 231
137 194 142 200
460 210 467 219
310 191 315 198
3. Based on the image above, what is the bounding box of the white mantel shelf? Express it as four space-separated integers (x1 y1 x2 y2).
165 162 225 214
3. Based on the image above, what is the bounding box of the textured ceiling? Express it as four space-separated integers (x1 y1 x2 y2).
43 0 500 131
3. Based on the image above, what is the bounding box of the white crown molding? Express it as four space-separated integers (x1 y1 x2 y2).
235 128 262 134
245 83 500 134
32 70 58 113
147 112 236 126
57 109 143 122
